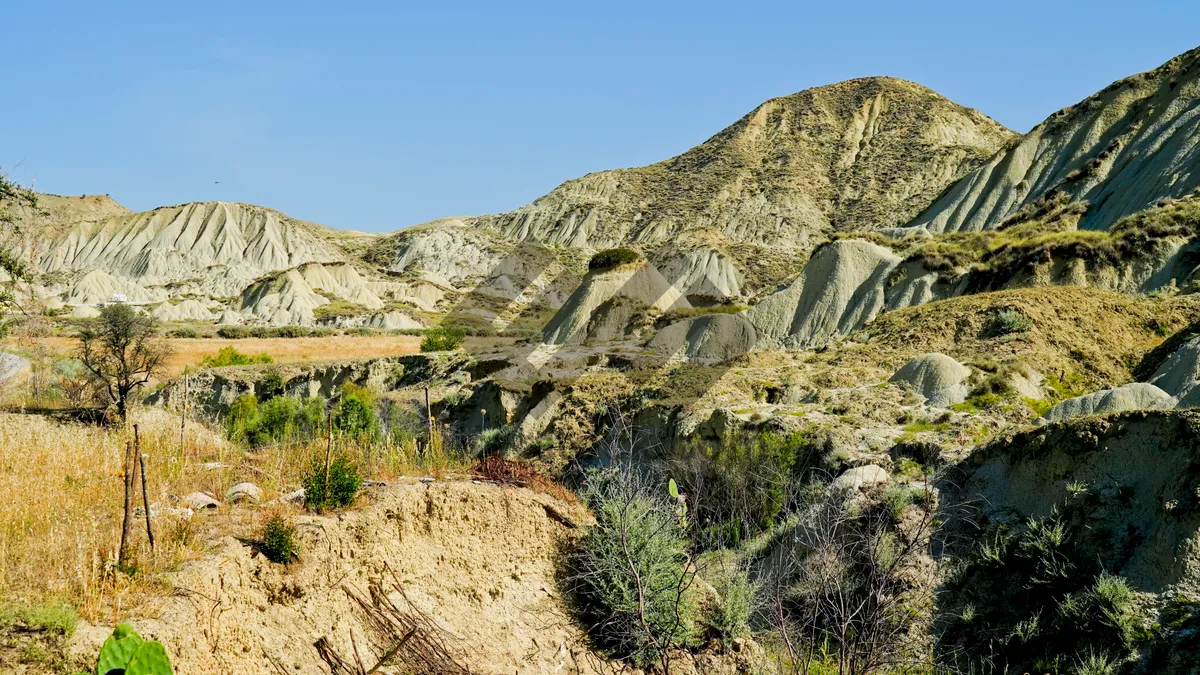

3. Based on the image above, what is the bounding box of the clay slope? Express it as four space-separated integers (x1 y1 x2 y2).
469 78 1014 250
911 46 1200 233
68 481 608 675
39 201 352 298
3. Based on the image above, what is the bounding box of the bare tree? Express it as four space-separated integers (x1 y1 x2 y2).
79 303 170 422
761 478 939 675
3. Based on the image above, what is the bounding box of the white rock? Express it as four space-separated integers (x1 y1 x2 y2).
183 492 220 510
225 482 263 504
834 465 890 490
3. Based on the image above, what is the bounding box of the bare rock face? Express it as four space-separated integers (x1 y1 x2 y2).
911 47 1200 234
43 201 349 299
1149 335 1200 403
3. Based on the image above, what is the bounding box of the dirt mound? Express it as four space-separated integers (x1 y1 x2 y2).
68 481 605 675
889 353 971 407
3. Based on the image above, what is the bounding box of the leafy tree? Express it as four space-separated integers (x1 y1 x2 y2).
331 382 380 442
78 303 171 421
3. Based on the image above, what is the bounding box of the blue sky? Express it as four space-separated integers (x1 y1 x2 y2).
3 1 1199 233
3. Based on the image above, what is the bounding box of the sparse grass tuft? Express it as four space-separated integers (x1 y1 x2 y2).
0 601 78 635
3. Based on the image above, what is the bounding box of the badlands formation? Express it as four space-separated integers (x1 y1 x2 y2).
11 44 1200 675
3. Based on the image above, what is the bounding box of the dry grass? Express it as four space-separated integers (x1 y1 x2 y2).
0 404 472 624
2 335 513 378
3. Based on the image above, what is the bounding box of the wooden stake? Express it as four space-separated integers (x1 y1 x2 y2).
137 424 154 551
118 439 135 566
424 387 432 454
324 409 333 504
180 374 189 449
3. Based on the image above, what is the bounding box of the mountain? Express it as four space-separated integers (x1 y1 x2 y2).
369 77 1014 303
911 47 1200 233
469 77 1014 248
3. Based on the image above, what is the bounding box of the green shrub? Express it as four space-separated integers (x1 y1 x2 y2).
588 247 642 272
332 385 380 441
258 371 285 400
704 563 757 647
216 325 249 339
169 326 200 338
669 430 824 550
984 308 1033 337
200 345 273 368
260 517 300 564
572 472 700 667
475 424 516 456
270 324 311 338
302 454 362 511
420 325 466 352
225 394 325 447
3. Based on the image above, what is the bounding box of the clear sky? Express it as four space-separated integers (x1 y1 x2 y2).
3 1 1198 233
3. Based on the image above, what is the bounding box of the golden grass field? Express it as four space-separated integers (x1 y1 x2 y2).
0 402 467 625
2 334 513 378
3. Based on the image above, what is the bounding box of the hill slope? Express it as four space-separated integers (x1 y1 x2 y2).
911 47 1200 233
469 77 1015 250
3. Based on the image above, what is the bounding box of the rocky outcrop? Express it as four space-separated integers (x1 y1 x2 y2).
1148 335 1200 405
1040 382 1176 424
889 353 972 407
911 47 1200 234
542 262 689 345
148 353 468 418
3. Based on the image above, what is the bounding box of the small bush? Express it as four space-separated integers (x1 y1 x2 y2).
302 454 362 511
260 517 300 564
984 308 1033 337
588 247 642 272
200 345 273 368
475 424 516 456
169 326 200 338
225 394 325 447
668 429 822 550
258 371 285 400
704 564 757 647
571 472 699 668
216 325 250 339
420 325 466 352
332 384 380 441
